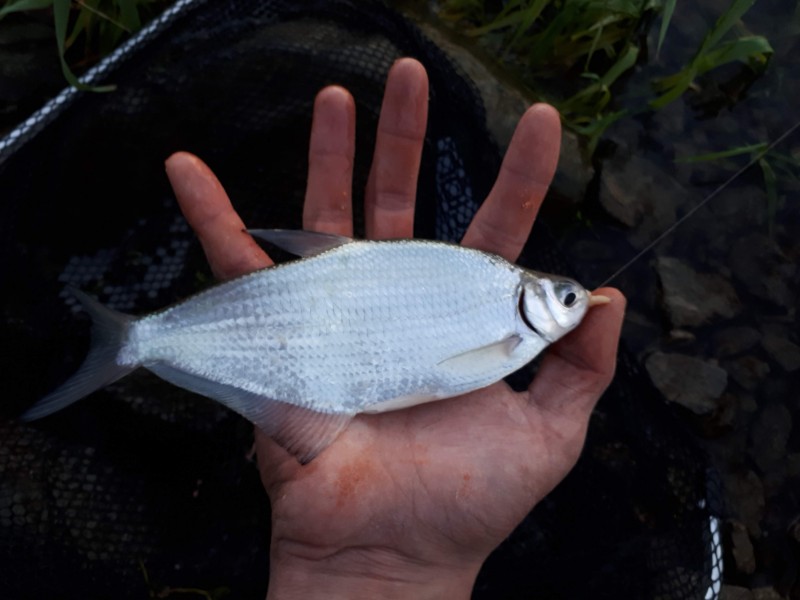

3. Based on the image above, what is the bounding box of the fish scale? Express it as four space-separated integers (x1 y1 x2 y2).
131 242 520 406
23 232 595 463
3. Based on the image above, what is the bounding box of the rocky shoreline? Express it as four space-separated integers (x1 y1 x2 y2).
2 6 798 598
424 23 799 599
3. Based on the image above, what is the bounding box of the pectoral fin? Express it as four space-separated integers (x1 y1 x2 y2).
147 363 352 464
248 229 353 257
437 335 522 376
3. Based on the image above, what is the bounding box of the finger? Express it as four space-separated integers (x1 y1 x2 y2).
365 58 428 239
528 287 626 422
166 152 272 280
461 103 561 262
303 86 356 236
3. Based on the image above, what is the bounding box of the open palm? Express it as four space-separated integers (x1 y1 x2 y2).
166 59 625 599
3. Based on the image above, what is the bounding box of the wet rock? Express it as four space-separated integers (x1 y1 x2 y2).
645 352 728 414
722 469 765 537
790 516 800 543
730 234 796 310
552 131 593 204
738 392 758 413
728 520 756 575
787 453 800 479
707 183 766 222
750 403 792 473
761 334 800 372
751 588 783 600
726 355 771 391
673 140 725 185
720 585 754 600
656 256 742 327
667 329 696 344
418 23 593 203
598 154 683 247
711 393 739 433
759 372 795 413
713 327 762 358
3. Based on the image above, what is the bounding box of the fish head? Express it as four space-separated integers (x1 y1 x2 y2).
518 272 591 343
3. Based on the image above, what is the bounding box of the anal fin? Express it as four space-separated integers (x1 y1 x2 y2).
147 363 352 464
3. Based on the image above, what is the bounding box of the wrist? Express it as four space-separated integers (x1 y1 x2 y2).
266 538 480 600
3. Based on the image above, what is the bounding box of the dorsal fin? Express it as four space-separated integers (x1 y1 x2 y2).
248 229 353 257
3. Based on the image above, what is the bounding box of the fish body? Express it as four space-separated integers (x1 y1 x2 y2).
23 231 593 462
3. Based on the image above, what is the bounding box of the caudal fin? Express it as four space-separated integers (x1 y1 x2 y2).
21 288 137 421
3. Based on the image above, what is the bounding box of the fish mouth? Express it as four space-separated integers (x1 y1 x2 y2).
589 293 612 307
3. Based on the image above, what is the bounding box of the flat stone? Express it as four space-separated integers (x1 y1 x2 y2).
599 154 683 248
725 355 771 391
722 469 765 537
738 393 758 413
656 256 742 327
790 515 800 543
752 588 783 600
730 233 796 310
761 333 800 372
645 352 728 414
713 327 762 358
720 585 754 600
552 130 593 205
727 520 756 575
750 403 792 473
667 329 696 344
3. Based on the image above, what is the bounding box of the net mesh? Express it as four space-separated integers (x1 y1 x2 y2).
0 1 723 598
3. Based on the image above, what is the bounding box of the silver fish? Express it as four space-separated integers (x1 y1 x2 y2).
23 230 606 462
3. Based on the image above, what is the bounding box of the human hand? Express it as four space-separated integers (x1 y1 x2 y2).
165 58 626 600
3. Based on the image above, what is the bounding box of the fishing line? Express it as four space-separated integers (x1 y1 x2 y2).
596 118 800 288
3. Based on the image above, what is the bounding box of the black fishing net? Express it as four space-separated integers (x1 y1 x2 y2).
0 1 723 598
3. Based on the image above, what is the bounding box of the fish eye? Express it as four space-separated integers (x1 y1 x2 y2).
554 282 579 308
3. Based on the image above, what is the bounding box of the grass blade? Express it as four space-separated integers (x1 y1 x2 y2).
116 0 142 32
758 156 778 237
0 0 53 19
702 0 757 53
694 36 772 74
676 142 768 162
656 0 676 57
53 0 115 92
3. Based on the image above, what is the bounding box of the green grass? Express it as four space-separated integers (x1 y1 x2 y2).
1 0 777 163
650 0 772 109
677 142 799 237
437 0 772 151
0 0 171 91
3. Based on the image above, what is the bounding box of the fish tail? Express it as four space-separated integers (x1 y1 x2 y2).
21 288 136 421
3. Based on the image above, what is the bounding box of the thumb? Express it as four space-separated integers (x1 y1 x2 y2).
527 287 626 424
